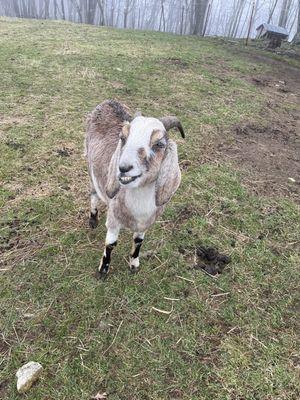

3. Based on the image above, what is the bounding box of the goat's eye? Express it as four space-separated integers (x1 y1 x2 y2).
152 141 165 150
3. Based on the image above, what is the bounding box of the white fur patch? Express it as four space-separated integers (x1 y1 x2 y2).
90 192 99 214
105 227 120 245
130 257 140 269
125 183 156 229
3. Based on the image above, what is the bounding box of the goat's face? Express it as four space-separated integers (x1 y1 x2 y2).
118 117 168 188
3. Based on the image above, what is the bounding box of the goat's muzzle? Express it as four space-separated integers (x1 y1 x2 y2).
119 173 142 185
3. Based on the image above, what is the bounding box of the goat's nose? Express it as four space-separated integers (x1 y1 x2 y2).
119 164 133 174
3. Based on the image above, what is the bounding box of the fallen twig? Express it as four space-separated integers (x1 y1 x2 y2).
176 275 194 283
103 320 123 355
151 306 173 315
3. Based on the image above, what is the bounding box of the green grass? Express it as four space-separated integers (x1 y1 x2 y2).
0 18 299 400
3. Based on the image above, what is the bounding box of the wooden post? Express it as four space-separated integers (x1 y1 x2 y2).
246 0 255 46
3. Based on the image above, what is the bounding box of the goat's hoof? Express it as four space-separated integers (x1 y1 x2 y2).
89 215 98 229
95 268 108 280
129 257 139 274
129 267 139 274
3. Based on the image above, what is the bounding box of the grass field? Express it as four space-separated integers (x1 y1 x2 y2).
0 18 299 400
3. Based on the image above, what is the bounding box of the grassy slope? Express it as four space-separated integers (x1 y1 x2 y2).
0 18 299 400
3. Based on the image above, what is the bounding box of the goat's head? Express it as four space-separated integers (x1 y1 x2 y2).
106 114 184 205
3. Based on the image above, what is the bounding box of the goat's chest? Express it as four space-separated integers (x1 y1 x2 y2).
124 186 157 232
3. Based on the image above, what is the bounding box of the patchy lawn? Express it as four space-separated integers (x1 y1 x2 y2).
0 18 299 400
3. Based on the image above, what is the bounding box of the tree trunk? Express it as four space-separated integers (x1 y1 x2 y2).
159 1 165 32
86 0 97 24
180 6 184 35
44 0 50 19
12 0 21 17
279 0 291 27
96 0 105 25
70 0 83 23
293 0 300 43
229 0 247 38
61 0 65 19
268 0 279 24
138 7 141 29
192 0 209 36
202 2 211 36
161 1 165 32
110 2 115 26
54 0 58 19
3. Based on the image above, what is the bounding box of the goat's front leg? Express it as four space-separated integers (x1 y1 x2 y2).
96 226 120 279
129 232 145 273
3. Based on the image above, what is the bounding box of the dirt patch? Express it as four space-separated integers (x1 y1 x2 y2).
0 380 8 399
4 181 54 205
173 204 197 224
251 75 290 91
55 147 74 157
219 120 299 198
160 57 189 69
5 140 26 153
216 49 300 199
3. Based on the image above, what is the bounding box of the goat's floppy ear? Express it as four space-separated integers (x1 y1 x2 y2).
155 140 181 207
106 140 121 199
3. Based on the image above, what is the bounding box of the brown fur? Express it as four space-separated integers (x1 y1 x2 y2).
121 122 130 141
150 129 165 146
155 140 181 207
85 100 132 202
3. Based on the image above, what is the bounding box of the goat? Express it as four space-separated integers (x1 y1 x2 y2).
85 100 185 278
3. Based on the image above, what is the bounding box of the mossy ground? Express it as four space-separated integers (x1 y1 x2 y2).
0 18 299 400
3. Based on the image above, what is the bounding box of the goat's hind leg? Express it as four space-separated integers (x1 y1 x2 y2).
89 189 100 229
129 232 145 273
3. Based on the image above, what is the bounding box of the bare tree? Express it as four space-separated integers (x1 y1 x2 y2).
268 0 279 23
279 0 293 27
44 0 50 19
124 0 134 28
292 0 300 41
86 0 98 24
159 0 166 32
228 0 247 38
60 0 66 19
95 0 105 25
192 0 209 35
0 0 297 41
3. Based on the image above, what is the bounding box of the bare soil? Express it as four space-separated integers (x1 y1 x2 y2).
219 51 300 199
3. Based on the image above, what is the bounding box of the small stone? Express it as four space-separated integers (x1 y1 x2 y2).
16 361 43 393
288 177 295 183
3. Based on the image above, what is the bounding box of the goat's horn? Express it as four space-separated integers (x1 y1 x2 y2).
159 116 185 138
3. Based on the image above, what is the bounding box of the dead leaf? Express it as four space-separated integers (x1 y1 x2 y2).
91 392 107 400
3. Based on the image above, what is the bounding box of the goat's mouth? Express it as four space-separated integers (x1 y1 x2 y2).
119 174 142 185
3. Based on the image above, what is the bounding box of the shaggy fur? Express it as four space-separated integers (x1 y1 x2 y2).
85 100 184 278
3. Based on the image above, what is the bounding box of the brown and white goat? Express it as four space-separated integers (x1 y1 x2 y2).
85 100 185 278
